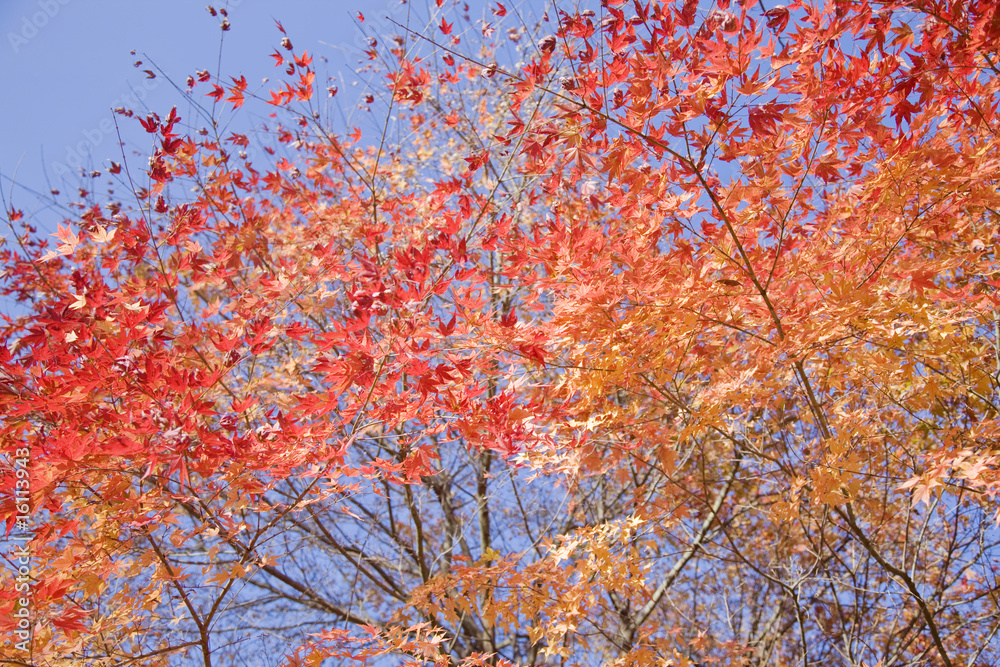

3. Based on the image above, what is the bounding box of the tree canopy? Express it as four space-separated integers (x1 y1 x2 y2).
3 0 1000 665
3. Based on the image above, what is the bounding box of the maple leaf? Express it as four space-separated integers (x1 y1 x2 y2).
747 102 784 135
225 75 248 109
678 0 699 27
90 225 116 244
138 115 158 133
763 5 790 32
39 222 82 261
898 475 940 506
294 50 312 68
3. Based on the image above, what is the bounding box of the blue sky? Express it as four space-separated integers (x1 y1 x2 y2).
0 0 412 235
0 0 532 322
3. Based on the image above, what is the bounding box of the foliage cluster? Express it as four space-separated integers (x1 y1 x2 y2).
3 0 1000 665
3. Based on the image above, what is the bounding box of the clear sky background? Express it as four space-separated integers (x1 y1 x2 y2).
0 0 442 237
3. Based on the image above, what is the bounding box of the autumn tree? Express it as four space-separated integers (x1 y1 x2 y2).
3 0 1000 665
